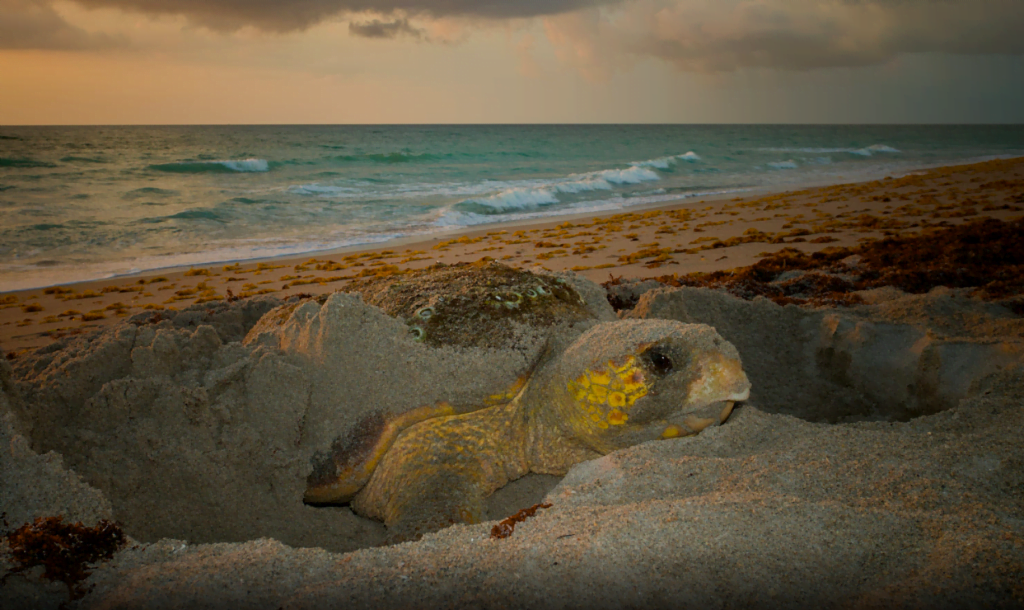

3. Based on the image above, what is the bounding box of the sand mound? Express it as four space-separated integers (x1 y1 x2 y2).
2 280 1023 608
2 269 612 558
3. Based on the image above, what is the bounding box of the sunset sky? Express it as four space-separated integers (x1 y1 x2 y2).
2 0 1023 124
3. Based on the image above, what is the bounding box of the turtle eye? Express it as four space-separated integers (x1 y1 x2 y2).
646 349 673 375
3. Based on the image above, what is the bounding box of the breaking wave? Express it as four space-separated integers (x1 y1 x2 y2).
452 159 672 215
631 151 701 169
149 159 270 173
333 152 440 164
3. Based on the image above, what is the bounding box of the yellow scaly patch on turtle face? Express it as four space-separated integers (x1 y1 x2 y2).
566 355 650 428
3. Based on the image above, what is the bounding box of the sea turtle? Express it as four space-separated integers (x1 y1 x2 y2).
304 319 751 541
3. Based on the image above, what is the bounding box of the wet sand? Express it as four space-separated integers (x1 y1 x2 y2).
2 156 1023 354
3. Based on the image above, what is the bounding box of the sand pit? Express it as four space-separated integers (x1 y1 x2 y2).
2 266 1023 607
1 266 611 556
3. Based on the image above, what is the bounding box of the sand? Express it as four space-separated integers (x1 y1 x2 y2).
2 157 1022 354
1 157 1024 608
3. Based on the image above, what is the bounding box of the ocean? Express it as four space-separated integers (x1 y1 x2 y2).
1 124 1022 292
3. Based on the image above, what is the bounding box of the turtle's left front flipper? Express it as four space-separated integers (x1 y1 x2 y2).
352 402 530 542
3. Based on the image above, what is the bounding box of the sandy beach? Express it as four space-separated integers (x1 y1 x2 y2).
3 157 1023 355
2 156 1024 609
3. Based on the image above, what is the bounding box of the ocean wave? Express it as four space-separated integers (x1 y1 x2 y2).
333 152 440 164
124 187 178 199
166 209 227 221
0 185 14 192
149 159 270 173
768 160 798 170
453 164 663 215
436 186 746 229
631 151 701 169
0 157 56 169
763 144 901 157
60 156 108 164
29 223 63 231
457 188 560 214
291 184 363 196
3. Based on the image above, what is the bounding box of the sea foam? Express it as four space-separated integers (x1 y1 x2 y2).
454 159 667 215
631 151 701 169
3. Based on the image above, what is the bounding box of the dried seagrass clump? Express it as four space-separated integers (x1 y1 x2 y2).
608 217 1024 311
3 515 127 600
490 503 552 539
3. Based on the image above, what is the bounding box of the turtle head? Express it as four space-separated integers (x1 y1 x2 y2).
541 319 750 454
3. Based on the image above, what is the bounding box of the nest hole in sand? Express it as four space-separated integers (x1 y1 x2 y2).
2 285 583 554
622 284 1022 424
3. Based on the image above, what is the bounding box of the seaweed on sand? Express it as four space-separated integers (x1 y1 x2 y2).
2 515 126 600
606 217 1024 311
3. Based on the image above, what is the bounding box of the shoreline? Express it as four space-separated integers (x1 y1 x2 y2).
1 153 1018 294
1 155 1022 353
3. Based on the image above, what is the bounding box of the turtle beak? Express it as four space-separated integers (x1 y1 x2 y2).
688 352 751 407
660 353 749 438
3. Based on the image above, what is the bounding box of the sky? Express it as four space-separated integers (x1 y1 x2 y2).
1 0 1023 124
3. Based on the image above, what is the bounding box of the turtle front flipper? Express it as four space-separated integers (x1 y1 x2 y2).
304 372 534 504
351 402 530 542
304 402 457 504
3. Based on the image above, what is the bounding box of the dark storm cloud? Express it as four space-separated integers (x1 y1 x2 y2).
547 0 1024 74
349 18 423 39
0 0 123 49
66 0 615 32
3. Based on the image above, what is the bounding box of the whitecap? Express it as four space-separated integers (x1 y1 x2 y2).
458 188 559 213
149 158 270 173
218 159 270 172
630 151 701 169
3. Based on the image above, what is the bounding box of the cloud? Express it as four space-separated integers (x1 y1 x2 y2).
543 10 626 81
349 17 422 39
0 0 123 49
67 0 618 32
544 0 1024 74
514 33 543 78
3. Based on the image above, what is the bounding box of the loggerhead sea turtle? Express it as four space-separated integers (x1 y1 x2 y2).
304 319 751 541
